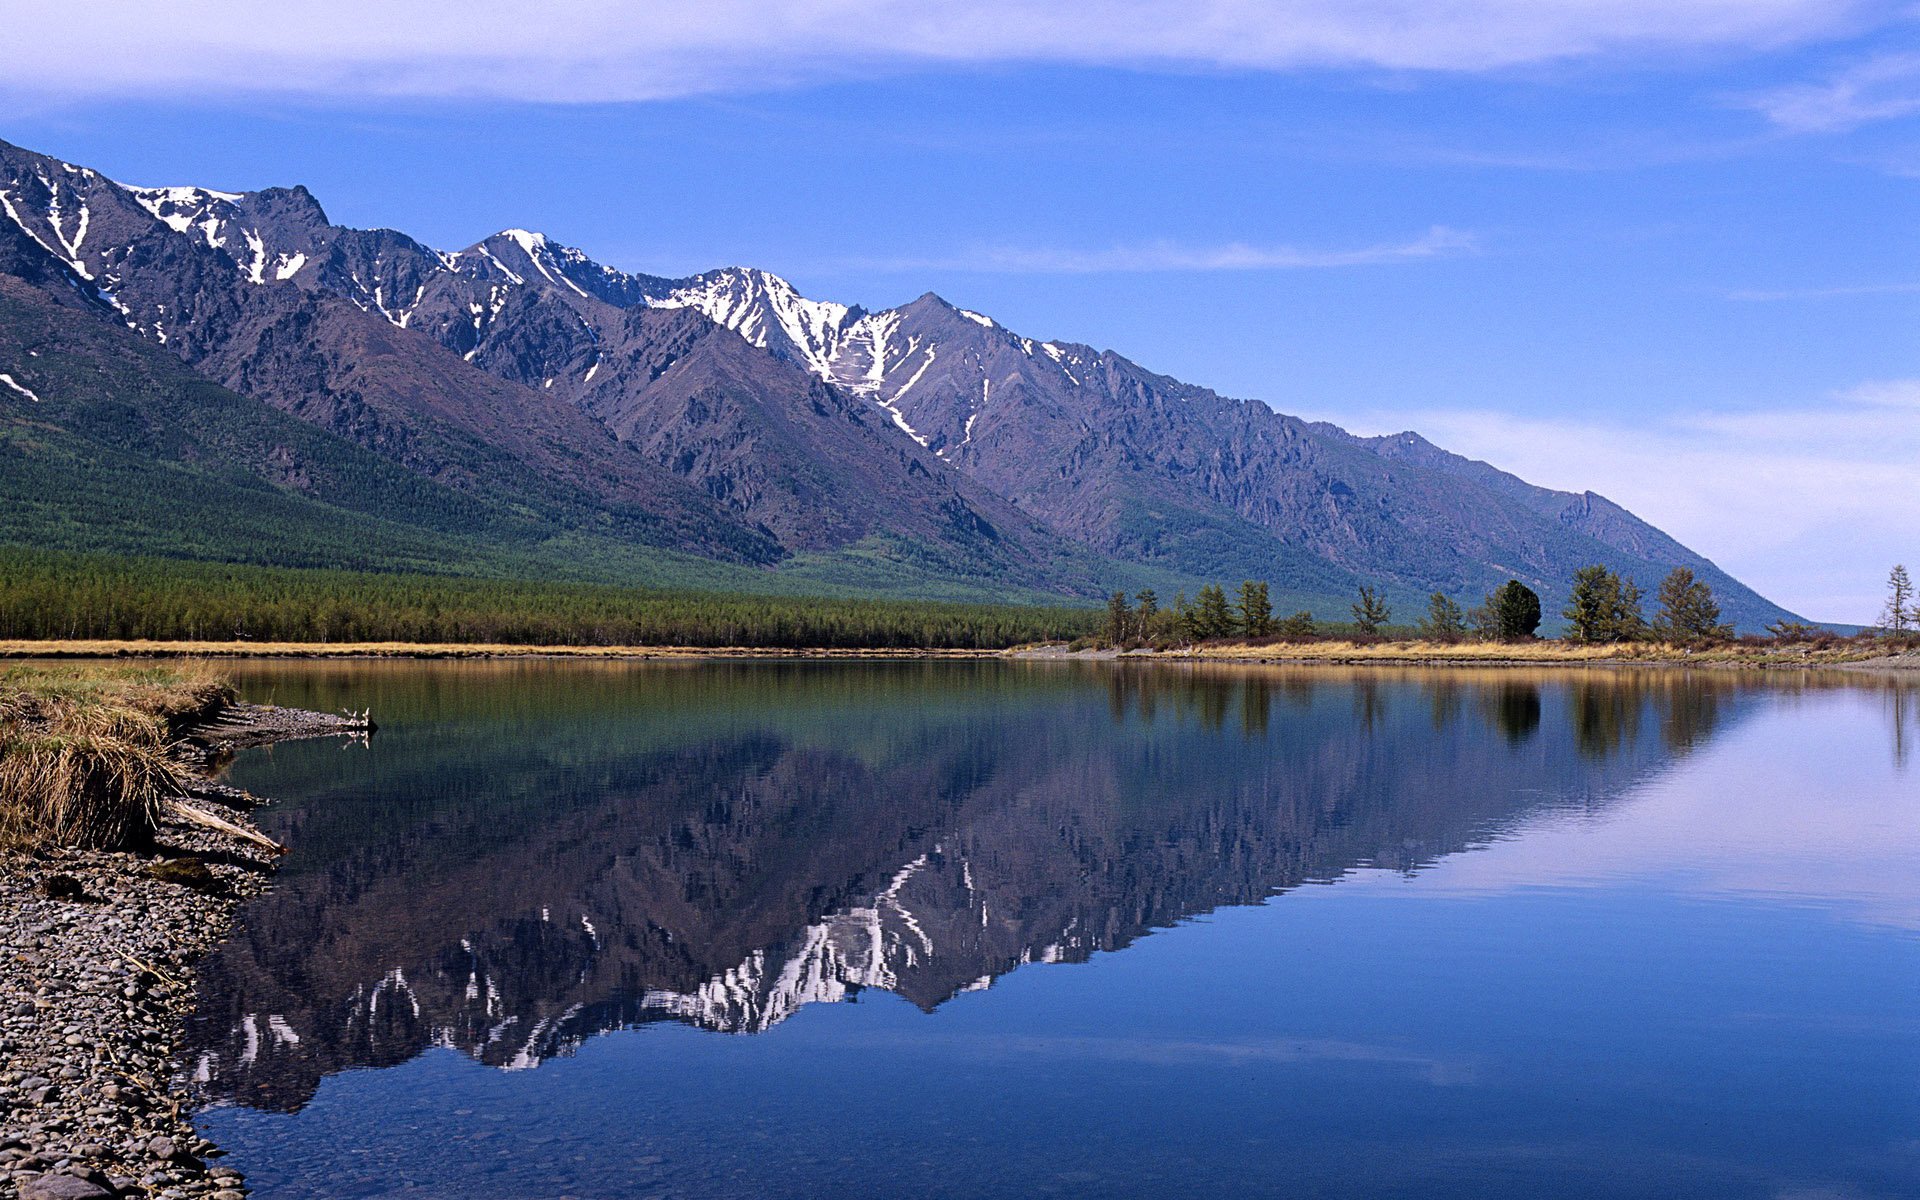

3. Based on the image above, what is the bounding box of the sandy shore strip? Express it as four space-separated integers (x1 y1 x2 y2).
1 705 363 1200
1013 640 1904 669
2 638 1909 669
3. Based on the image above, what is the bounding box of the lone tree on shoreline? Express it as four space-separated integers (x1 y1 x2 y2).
1352 586 1390 636
1237 580 1273 638
1419 592 1467 642
1476 580 1541 642
1105 591 1132 644
1885 565 1914 634
1653 567 1732 644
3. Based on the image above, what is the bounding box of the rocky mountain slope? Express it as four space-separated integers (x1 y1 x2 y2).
0 136 1798 626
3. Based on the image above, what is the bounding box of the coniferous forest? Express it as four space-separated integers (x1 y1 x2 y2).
0 548 1102 649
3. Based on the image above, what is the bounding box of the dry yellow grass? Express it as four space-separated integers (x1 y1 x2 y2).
0 733 184 850
1168 638 1882 667
1 660 233 723
0 636 1893 669
0 661 231 850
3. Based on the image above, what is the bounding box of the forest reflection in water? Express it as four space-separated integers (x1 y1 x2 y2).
183 661 1913 1116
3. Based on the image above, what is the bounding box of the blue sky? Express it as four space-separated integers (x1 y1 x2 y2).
3 1 1916 621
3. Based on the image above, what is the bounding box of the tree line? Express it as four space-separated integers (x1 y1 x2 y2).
1099 565 1790 648
0 549 1101 650
8 545 1907 651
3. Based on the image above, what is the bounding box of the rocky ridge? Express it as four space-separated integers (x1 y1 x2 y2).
0 135 1802 626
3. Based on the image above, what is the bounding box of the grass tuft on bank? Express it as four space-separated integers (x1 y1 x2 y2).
0 663 232 850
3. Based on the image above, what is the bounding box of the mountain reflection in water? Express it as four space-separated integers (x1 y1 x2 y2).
182 662 1852 1113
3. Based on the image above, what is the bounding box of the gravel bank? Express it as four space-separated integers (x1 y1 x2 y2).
2 705 356 1200
1838 651 1920 673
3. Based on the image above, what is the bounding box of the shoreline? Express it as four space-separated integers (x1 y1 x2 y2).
1 704 362 1200
2 638 1909 672
1014 644 1920 672
0 640 1008 662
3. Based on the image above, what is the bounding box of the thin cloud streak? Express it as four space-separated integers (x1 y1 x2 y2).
0 1 1885 104
840 226 1477 275
1745 50 1920 132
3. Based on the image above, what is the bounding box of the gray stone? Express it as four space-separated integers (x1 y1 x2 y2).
20 1174 114 1200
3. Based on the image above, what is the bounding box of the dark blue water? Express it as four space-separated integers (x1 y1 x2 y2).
187 662 1920 1199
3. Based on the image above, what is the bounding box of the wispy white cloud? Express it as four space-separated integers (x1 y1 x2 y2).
1744 50 1920 131
1338 379 1920 623
0 1 1884 104
843 226 1477 274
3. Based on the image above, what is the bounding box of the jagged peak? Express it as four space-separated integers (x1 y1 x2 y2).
896 291 994 330
647 266 864 379
676 264 813 300
121 183 247 239
498 227 549 254
121 183 246 207
240 184 331 228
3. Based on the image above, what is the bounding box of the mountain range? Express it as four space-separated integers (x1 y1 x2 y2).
0 137 1798 627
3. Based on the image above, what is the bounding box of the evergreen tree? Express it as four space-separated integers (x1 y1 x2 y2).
1885 565 1915 634
1615 575 1647 641
1653 567 1732 643
1766 619 1823 642
1277 611 1317 639
1172 591 1197 642
1237 580 1273 637
1564 566 1612 643
1564 566 1646 643
0 547 1103 649
1419 592 1467 642
1490 580 1542 641
1135 589 1160 622
1195 584 1235 639
1351 586 1390 636
1105 590 1133 645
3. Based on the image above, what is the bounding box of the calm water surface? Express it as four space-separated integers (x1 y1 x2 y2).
186 662 1920 1199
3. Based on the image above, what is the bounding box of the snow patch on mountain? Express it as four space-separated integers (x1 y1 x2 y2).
0 373 42 403
0 180 98 281
122 184 252 265
647 267 855 380
496 229 590 299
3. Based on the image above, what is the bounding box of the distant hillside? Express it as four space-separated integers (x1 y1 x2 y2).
0 136 1800 628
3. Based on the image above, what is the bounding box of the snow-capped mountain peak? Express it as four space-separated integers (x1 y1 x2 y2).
123 184 245 246
485 229 586 297
645 266 862 380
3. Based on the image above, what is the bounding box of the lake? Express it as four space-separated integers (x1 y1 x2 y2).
184 661 1920 1199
